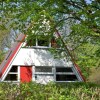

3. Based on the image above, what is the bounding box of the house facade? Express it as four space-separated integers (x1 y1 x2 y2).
0 33 85 84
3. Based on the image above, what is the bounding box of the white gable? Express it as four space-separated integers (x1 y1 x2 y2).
12 48 73 67
0 33 85 83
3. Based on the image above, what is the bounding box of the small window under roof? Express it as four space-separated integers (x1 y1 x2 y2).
38 36 49 46
4 66 18 81
26 38 36 46
56 75 78 81
56 67 73 72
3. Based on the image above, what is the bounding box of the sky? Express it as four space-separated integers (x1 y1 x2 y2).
85 0 93 4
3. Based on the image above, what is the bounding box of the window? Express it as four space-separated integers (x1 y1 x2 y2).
26 35 62 48
4 66 18 81
56 75 78 81
38 37 49 46
55 67 78 82
56 67 73 72
34 66 79 83
35 67 52 73
10 66 17 72
34 66 54 83
26 38 36 46
5 74 18 81
26 35 50 47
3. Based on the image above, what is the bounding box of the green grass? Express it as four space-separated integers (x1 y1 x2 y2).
0 82 100 100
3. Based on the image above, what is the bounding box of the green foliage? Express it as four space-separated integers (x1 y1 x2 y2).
88 67 100 84
0 30 10 51
0 51 5 64
73 43 100 78
0 0 100 80
0 82 100 100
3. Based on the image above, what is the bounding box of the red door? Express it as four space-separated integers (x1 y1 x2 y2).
20 66 32 82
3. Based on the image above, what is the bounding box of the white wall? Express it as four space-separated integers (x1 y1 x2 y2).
12 48 73 67
12 47 75 84
2 47 83 83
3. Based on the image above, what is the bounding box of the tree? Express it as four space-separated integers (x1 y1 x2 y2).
0 0 100 78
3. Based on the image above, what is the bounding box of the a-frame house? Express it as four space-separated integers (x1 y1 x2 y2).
0 32 85 84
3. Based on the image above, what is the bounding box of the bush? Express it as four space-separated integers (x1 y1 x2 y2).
0 82 100 100
88 67 100 84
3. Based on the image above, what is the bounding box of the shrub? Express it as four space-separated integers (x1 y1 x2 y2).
88 67 100 84
0 82 99 100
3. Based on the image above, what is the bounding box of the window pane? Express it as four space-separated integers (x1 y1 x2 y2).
5 74 18 81
56 67 73 72
35 75 54 84
35 67 52 72
10 66 18 72
26 38 36 46
38 39 49 46
56 75 78 81
38 36 49 46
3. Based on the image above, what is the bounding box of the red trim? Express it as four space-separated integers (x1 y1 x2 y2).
0 34 25 78
74 63 85 81
55 29 85 81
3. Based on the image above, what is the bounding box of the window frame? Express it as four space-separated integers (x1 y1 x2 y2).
34 66 79 82
35 66 53 75
55 67 79 82
26 35 51 47
4 66 20 82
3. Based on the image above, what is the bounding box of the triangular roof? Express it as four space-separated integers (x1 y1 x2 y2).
0 34 25 78
0 32 85 81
